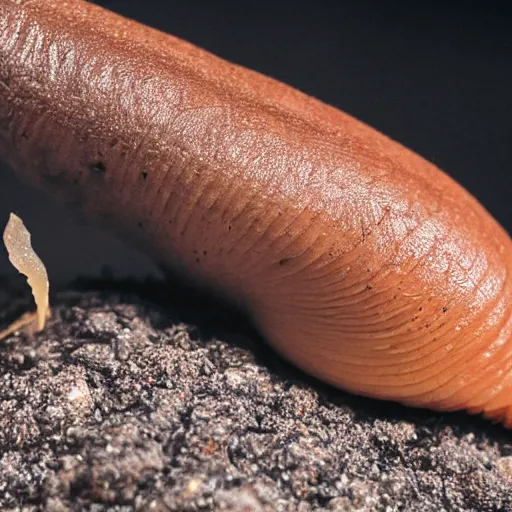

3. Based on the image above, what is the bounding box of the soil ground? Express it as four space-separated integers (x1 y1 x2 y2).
0 278 511 511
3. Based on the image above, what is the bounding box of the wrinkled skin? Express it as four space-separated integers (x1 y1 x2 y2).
1 0 512 426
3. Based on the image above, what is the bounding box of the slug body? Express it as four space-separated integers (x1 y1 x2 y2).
1 0 512 427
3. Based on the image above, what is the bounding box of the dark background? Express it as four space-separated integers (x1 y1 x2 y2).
0 0 510 286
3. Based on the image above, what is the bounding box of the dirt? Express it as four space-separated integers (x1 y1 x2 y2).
0 278 511 511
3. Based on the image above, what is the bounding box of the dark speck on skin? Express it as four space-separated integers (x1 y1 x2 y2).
89 161 106 173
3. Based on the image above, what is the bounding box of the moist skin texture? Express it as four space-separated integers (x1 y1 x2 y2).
0 0 511 426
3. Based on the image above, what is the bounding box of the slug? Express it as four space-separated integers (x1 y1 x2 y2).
1 0 511 428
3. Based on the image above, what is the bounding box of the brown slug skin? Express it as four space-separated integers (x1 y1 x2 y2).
1 0 512 427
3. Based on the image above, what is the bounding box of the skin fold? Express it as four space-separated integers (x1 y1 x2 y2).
1 0 511 427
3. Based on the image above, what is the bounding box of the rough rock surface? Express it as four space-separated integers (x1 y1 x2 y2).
0 278 511 511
